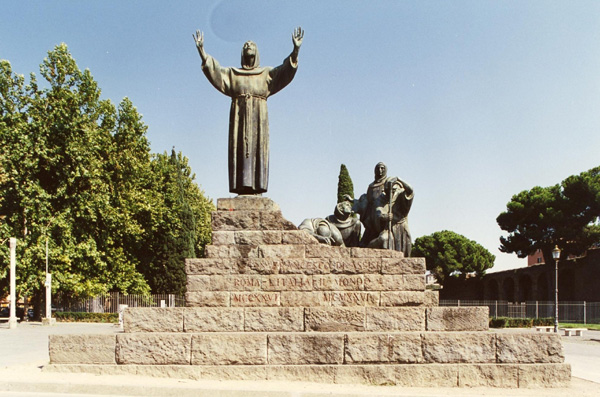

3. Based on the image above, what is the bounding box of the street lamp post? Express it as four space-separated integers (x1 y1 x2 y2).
552 245 561 333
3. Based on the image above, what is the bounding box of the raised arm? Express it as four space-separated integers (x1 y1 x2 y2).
193 30 208 64
291 26 303 64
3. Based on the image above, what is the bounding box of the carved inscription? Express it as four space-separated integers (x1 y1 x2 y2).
233 277 261 289
313 275 364 291
231 292 280 307
329 259 380 274
321 292 378 306
264 276 311 291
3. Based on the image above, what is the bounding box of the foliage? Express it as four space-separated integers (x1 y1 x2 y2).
412 230 495 284
489 317 538 328
497 166 600 263
54 311 118 323
337 164 355 203
0 44 214 312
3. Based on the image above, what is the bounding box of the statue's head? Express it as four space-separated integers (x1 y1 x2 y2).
374 162 387 180
334 201 352 219
241 41 260 70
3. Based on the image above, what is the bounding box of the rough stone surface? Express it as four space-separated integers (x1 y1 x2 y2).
305 245 351 259
267 365 336 383
191 334 266 365
280 291 327 307
205 245 257 259
49 335 116 364
258 211 297 230
217 197 280 212
281 230 319 245
350 247 404 258
344 333 422 364
183 307 244 332
185 258 232 275
380 291 426 306
258 244 305 259
458 364 519 387
237 258 280 274
497 333 564 363
365 307 425 331
334 365 396 386
422 332 496 363
234 231 282 245
267 334 344 364
380 257 425 274
244 307 304 331
116 334 191 365
364 274 425 291
305 307 365 331
426 307 489 332
518 363 571 387
425 289 439 306
186 275 211 292
211 231 236 245
185 292 229 307
393 364 459 387
124 308 183 333
211 211 260 231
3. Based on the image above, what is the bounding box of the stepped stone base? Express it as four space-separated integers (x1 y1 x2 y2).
43 363 571 388
45 197 570 388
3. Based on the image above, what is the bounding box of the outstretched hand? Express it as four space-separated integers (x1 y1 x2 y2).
292 27 304 49
193 30 204 50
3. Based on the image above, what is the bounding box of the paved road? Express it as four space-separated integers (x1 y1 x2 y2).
1 322 598 396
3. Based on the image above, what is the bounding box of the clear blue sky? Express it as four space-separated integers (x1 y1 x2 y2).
2 1 599 272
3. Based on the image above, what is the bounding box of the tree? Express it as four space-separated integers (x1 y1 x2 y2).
140 150 214 295
337 164 354 203
413 230 495 285
497 166 600 264
0 44 214 314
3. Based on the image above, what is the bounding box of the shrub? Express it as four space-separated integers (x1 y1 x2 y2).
489 317 537 328
54 312 118 323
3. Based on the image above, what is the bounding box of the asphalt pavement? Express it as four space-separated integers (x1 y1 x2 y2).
0 322 599 397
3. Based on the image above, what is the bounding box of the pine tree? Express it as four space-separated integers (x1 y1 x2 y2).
337 164 355 203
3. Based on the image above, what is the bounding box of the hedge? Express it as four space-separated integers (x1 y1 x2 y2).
54 312 119 323
489 317 554 328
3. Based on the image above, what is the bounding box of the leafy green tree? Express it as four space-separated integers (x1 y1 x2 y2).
337 164 354 203
0 44 214 313
140 150 214 295
413 230 495 284
497 166 600 263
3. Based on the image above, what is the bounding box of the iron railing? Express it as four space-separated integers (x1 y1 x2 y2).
57 292 185 313
440 300 600 324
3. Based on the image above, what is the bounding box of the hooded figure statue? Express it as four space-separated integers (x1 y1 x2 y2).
194 28 304 195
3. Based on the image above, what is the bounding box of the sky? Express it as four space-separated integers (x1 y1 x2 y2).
1 1 599 273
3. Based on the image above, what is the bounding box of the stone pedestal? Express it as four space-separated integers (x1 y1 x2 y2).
45 197 571 388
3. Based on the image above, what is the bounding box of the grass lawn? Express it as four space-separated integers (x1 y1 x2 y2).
560 322 600 330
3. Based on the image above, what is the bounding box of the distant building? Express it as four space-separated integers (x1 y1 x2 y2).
441 247 600 302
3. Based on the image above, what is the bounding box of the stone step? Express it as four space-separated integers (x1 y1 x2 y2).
211 210 298 231
49 331 564 367
185 290 440 307
187 274 426 293
186 256 424 275
122 307 488 333
43 362 571 388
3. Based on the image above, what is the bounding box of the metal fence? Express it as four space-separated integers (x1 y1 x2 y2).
440 300 600 324
57 292 186 313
